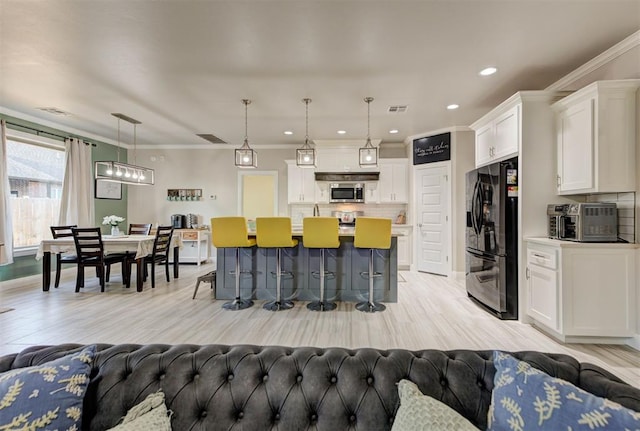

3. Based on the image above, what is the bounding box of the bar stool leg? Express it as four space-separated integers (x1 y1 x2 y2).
264 248 294 311
223 248 254 310
307 249 337 311
356 249 386 313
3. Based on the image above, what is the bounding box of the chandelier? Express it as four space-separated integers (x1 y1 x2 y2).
94 113 154 185
296 98 316 168
359 97 378 167
235 99 258 168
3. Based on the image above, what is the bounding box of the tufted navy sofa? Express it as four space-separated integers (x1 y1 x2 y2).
0 344 638 430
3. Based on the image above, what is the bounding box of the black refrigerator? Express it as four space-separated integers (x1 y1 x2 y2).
465 157 518 320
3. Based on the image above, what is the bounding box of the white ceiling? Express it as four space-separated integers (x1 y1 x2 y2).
1 1 639 149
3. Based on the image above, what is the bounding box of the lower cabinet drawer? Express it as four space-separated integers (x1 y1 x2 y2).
182 231 199 240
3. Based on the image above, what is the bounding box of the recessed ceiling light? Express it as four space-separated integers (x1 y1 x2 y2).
479 67 497 76
447 104 459 110
283 130 293 135
337 130 347 135
389 129 399 134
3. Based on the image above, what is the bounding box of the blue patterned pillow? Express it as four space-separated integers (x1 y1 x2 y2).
0 345 96 430
488 351 640 430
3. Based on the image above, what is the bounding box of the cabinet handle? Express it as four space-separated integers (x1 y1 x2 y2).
556 175 561 187
531 253 547 259
526 267 530 279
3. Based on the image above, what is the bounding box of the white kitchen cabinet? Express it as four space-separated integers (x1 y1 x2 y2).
471 105 519 168
172 229 210 265
393 225 412 269
286 161 317 203
553 80 638 194
377 159 408 203
526 243 559 331
365 182 379 203
525 238 636 342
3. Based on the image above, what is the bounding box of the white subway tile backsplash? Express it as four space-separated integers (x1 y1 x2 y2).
289 203 407 223
588 192 635 243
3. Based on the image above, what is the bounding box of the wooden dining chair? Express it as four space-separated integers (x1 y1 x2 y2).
128 223 152 235
71 227 125 292
144 226 174 288
49 225 78 288
107 223 153 285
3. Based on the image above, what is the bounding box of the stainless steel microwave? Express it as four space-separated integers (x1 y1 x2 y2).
330 183 364 203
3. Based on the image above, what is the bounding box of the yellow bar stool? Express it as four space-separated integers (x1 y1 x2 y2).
211 217 256 311
303 217 340 312
256 217 299 311
354 217 392 313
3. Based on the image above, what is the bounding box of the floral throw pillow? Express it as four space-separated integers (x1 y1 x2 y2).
0 345 96 430
488 350 640 431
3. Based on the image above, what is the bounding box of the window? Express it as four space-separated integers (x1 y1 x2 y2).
7 137 65 249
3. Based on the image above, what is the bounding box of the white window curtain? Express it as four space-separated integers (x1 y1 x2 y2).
58 137 95 227
0 120 14 265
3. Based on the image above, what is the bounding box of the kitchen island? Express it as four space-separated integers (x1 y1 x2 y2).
215 227 399 303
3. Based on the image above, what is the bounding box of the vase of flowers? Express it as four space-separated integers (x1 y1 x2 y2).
102 215 125 236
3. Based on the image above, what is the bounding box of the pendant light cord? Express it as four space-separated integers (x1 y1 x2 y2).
304 98 311 145
116 118 121 162
133 123 137 166
243 99 250 143
365 96 374 147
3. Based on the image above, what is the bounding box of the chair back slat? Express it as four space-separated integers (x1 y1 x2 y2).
128 223 152 235
153 226 174 257
71 228 105 260
50 225 77 239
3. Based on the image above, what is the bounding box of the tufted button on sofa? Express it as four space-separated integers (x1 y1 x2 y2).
0 344 638 430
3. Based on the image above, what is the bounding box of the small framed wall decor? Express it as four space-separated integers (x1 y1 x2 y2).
95 180 122 200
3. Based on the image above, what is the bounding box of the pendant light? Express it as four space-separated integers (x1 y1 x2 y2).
94 113 155 185
235 99 258 168
296 98 316 168
359 96 378 167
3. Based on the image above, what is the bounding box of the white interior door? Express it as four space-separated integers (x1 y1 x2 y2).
414 162 450 275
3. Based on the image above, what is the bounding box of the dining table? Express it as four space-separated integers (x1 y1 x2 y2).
36 234 182 292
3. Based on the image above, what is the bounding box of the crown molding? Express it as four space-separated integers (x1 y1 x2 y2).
405 125 473 144
545 30 640 91
0 106 122 148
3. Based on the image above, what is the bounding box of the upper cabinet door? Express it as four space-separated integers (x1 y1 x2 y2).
556 98 594 193
493 105 519 160
287 162 316 203
553 80 638 195
473 104 520 168
475 124 493 167
378 159 408 203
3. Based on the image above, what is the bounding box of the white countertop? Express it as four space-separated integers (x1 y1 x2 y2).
525 237 638 249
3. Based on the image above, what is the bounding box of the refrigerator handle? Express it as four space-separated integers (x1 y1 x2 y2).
472 180 483 235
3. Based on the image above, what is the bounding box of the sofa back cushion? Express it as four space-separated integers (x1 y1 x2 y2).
2 344 637 431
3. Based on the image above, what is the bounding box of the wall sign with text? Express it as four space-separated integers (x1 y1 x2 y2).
413 132 451 165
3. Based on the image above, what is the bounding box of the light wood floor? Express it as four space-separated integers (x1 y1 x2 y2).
0 262 638 388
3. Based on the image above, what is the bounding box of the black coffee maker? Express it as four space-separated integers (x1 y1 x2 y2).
171 214 186 229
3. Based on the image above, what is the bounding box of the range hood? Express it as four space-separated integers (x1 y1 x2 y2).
314 172 380 182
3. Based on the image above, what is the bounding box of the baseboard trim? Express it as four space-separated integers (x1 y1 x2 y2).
626 334 640 351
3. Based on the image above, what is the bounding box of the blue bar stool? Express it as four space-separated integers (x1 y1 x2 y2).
354 217 392 313
256 217 299 311
303 217 340 311
211 217 255 310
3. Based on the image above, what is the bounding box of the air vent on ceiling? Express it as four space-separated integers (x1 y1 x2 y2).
196 134 227 144
387 105 408 113
36 107 70 116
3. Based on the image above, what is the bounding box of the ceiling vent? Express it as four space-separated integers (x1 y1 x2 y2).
36 107 70 116
387 105 408 113
196 133 227 144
